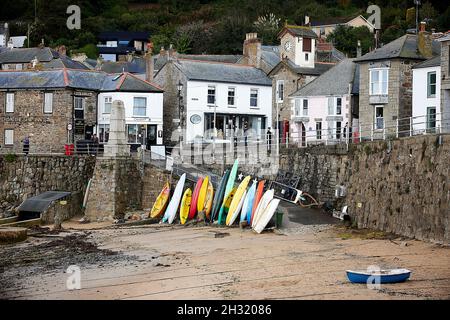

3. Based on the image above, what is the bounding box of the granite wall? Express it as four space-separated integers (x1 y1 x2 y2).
279 134 449 244
0 154 96 220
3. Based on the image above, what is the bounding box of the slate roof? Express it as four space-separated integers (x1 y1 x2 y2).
310 17 349 26
153 53 242 73
290 59 358 97
0 47 54 63
261 45 281 69
279 25 318 39
174 59 272 86
100 58 146 74
268 59 334 77
412 55 441 69
0 69 163 92
0 47 89 69
354 34 441 63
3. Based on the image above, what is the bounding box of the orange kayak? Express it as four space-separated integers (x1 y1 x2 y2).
250 180 265 225
149 182 170 219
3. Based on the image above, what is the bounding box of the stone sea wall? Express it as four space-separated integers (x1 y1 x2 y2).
279 134 450 244
0 155 96 219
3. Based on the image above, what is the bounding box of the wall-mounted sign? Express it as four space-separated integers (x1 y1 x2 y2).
190 114 201 124
75 119 85 135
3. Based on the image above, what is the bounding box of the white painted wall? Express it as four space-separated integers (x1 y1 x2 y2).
294 37 315 68
290 94 351 144
185 80 272 142
97 91 164 145
412 66 441 133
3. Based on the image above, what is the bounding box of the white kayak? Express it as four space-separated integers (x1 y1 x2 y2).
251 189 274 228
226 189 247 226
162 173 186 224
253 199 280 234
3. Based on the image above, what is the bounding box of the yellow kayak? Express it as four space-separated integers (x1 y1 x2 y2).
180 188 192 224
149 182 170 219
204 180 214 219
226 176 251 225
197 176 210 213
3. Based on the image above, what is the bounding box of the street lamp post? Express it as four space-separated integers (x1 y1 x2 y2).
177 81 183 158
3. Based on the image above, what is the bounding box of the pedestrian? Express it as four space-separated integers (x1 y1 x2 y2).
266 127 272 155
22 136 30 155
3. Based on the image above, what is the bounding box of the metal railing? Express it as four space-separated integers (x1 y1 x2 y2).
288 112 450 148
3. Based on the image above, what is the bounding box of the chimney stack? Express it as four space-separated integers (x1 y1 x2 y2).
243 33 261 69
145 42 154 82
57 45 67 56
38 38 45 48
3 23 9 46
417 21 433 59
304 16 310 27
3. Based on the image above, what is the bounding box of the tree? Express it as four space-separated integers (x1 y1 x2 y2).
327 25 373 57
253 13 281 45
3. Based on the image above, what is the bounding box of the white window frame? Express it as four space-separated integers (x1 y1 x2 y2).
44 92 53 114
74 96 84 110
250 88 259 108
276 80 284 102
294 99 301 116
427 71 436 97
336 97 342 115
302 99 308 116
98 124 110 143
207 85 216 105
133 97 147 117
316 122 322 140
369 68 389 95
4 129 14 145
104 96 112 114
6 92 14 113
375 105 384 130
227 87 236 107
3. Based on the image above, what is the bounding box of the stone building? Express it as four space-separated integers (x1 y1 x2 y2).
265 25 339 143
438 34 450 133
354 25 441 139
0 69 163 153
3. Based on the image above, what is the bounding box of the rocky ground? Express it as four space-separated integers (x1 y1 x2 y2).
1 207 449 300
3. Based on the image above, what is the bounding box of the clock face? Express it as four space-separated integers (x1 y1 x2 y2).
190 114 201 124
284 41 292 51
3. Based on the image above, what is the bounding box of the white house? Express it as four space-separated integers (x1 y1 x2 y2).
96 72 164 151
310 15 375 38
412 56 441 134
289 59 359 145
154 59 273 144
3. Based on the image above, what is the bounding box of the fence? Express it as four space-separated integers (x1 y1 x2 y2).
288 111 450 148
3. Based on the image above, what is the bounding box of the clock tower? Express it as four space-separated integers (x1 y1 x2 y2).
278 24 317 68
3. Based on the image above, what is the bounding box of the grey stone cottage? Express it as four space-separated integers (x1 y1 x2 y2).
354 24 441 139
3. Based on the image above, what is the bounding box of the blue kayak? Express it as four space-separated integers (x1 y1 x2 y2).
346 269 411 284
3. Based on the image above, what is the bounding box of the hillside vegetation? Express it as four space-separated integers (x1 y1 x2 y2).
2 0 449 57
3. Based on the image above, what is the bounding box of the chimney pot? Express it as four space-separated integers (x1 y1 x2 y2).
420 21 426 32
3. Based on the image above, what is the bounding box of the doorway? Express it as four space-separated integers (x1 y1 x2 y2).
147 124 157 148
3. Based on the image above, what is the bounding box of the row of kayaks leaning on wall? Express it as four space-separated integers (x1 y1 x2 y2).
149 159 280 234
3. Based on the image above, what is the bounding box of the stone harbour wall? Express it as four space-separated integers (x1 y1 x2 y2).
84 157 142 221
0 155 96 219
279 135 449 244
142 165 172 210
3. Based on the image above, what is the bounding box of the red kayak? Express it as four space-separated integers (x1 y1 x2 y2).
250 180 265 225
189 177 203 219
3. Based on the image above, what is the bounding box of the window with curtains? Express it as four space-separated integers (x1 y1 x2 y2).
44 92 53 114
370 68 389 95
375 106 384 129
4 129 13 145
6 93 14 113
133 97 147 116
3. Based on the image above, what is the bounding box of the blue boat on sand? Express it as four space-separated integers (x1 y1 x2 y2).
346 268 411 284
